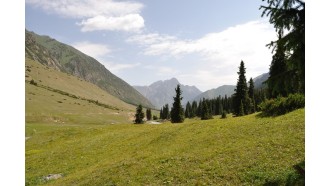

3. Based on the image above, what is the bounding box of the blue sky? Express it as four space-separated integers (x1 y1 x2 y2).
26 0 277 91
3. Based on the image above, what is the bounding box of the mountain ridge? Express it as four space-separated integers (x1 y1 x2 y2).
25 29 154 108
134 78 202 109
192 85 236 101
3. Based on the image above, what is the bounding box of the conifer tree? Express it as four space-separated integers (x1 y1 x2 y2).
185 101 192 118
159 108 163 119
239 100 245 116
134 104 145 124
164 104 170 120
224 95 228 113
201 99 212 120
146 108 152 121
219 101 224 116
248 78 256 113
196 99 202 117
233 61 251 116
170 85 185 123
191 101 198 117
260 0 305 94
266 42 290 98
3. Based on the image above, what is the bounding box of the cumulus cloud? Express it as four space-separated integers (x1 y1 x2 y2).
78 14 144 32
105 62 141 73
26 0 145 32
127 20 275 61
128 20 277 90
72 41 111 59
72 41 138 73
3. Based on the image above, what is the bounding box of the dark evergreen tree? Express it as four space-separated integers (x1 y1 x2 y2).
159 108 163 119
233 61 251 116
146 108 152 120
254 89 268 111
170 84 185 123
223 95 228 113
196 99 202 117
239 100 245 116
266 42 290 98
214 96 220 115
201 99 212 120
221 111 227 119
248 78 256 113
134 104 145 124
191 101 198 117
185 101 192 118
260 0 305 94
164 104 170 120
219 100 224 116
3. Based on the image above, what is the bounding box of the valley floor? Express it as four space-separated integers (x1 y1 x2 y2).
25 109 305 185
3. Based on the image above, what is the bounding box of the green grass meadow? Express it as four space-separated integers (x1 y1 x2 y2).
26 109 305 185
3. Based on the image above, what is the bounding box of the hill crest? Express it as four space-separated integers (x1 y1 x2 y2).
25 29 154 108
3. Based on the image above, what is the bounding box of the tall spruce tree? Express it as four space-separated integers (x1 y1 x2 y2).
185 101 192 118
164 104 170 120
266 42 290 98
134 104 145 124
233 61 251 116
201 99 212 120
260 0 305 94
196 99 202 117
159 108 163 119
146 108 152 120
191 101 198 117
248 78 256 113
170 84 185 123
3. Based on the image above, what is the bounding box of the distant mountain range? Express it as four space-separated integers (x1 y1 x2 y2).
134 78 202 109
253 73 269 89
192 73 269 101
25 29 154 108
192 85 236 101
135 72 269 109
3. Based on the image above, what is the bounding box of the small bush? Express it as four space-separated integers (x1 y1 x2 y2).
30 79 37 86
153 115 158 120
221 111 227 119
259 93 305 116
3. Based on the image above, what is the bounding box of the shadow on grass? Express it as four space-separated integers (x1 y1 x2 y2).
255 111 285 118
255 112 276 118
263 161 305 186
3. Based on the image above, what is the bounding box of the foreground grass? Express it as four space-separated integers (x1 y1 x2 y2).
26 109 304 185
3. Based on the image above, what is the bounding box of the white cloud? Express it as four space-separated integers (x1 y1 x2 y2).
26 0 143 18
127 20 277 90
179 70 237 92
72 41 139 73
143 65 179 76
78 14 144 32
26 0 145 32
105 62 141 73
72 41 111 59
127 20 275 61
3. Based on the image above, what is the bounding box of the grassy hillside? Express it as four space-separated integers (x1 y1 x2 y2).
26 58 140 124
25 30 154 108
26 109 305 185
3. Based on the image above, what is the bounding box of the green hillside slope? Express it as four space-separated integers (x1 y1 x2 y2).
26 109 305 185
26 58 137 124
25 29 154 108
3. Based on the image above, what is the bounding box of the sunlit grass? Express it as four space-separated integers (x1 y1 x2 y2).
26 109 304 185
